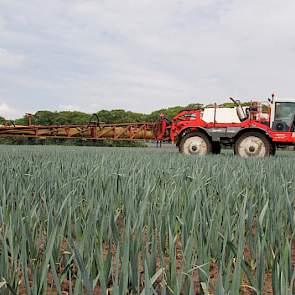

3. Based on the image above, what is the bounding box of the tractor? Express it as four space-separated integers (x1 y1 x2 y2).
165 96 295 157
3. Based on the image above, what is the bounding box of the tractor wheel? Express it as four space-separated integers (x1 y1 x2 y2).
179 132 212 155
234 132 271 158
212 142 221 154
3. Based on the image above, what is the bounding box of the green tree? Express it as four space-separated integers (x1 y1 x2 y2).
96 110 146 123
7 100 256 128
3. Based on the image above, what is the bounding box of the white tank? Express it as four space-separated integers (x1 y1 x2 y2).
202 108 242 123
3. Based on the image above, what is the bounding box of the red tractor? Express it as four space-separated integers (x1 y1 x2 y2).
157 96 295 157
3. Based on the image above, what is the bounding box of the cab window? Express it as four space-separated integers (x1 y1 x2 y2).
273 102 295 131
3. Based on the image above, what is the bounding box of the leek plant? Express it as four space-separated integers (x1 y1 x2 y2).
0 146 294 294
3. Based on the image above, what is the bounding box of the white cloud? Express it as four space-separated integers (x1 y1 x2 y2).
0 100 22 119
0 48 25 67
0 0 295 115
57 104 82 112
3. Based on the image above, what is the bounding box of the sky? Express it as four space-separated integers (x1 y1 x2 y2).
0 0 295 119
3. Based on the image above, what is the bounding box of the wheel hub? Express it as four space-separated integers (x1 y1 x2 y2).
237 135 267 157
182 136 208 155
191 145 198 152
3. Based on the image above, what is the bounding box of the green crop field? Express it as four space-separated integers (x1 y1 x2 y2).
0 145 294 294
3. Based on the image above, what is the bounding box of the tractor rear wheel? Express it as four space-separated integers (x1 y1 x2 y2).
234 132 271 158
179 132 212 155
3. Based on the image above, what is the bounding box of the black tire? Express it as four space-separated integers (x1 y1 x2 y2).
234 132 272 158
270 143 276 156
179 132 212 155
212 142 221 154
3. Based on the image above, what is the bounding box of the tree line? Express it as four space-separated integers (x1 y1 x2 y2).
0 102 247 126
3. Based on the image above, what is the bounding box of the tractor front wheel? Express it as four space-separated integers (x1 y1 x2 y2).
179 132 212 156
234 132 271 158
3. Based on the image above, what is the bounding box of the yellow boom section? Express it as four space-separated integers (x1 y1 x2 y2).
0 123 156 141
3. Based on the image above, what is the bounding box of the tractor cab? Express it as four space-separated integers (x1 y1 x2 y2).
271 98 295 132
